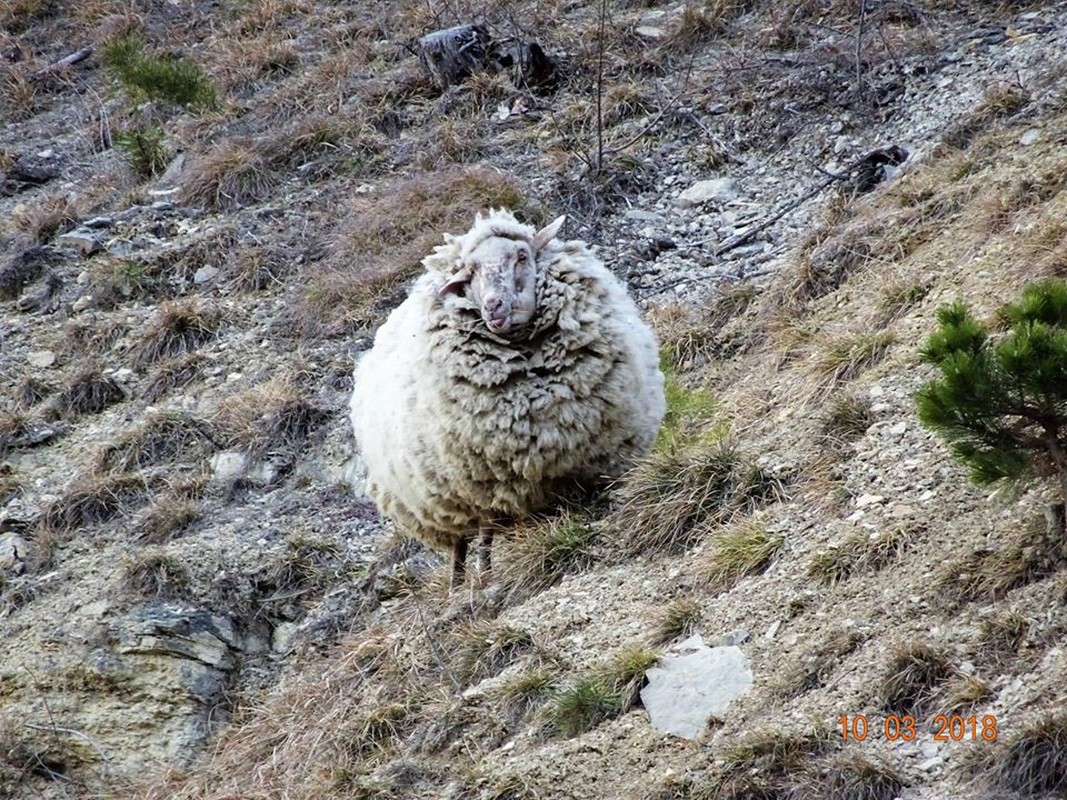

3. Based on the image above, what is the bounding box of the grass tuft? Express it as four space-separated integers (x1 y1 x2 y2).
794 752 903 800
49 369 126 419
612 438 784 557
542 646 657 738
114 124 168 178
133 299 221 367
655 597 701 643
980 714 1067 796
711 726 836 800
97 411 218 473
132 494 201 544
499 512 599 595
449 620 538 687
806 526 911 587
813 330 895 388
771 628 863 699
705 520 784 590
40 473 152 533
123 548 193 600
879 640 954 715
212 377 326 458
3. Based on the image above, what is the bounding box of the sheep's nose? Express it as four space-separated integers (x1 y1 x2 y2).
485 296 503 313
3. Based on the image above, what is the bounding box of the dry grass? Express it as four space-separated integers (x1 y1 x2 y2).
811 329 895 389
497 512 600 597
211 376 325 458
8 195 79 243
123 548 193 600
132 299 221 367
937 516 1067 608
879 640 954 716
40 472 152 533
654 597 701 643
97 411 218 473
771 627 864 700
143 353 204 402
977 713 1067 797
295 166 528 336
704 519 784 590
48 368 126 419
942 675 993 714
132 494 201 544
806 525 912 587
706 726 836 800
792 752 903 800
447 620 540 687
610 438 784 557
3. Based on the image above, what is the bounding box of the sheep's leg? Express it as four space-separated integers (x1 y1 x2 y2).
450 537 469 590
477 526 494 576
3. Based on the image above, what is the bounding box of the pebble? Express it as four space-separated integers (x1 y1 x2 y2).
27 350 56 368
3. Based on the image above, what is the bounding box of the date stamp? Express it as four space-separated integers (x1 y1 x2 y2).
838 714 998 742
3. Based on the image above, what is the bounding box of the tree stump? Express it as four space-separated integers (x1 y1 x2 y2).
416 24 559 92
417 24 493 91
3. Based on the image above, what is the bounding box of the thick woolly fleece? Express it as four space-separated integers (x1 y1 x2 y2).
350 210 666 557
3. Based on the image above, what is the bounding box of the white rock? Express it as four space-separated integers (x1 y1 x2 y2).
676 178 738 208
194 265 220 284
27 350 56 368
210 451 250 483
640 635 753 740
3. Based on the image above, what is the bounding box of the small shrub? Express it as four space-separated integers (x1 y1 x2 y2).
916 280 1067 531
104 33 217 109
879 640 954 715
114 124 168 178
981 714 1067 797
706 520 784 590
976 611 1029 663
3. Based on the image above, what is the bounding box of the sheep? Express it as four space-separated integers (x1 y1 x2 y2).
349 208 665 588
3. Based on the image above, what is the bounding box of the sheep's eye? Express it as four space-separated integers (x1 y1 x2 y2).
516 251 528 264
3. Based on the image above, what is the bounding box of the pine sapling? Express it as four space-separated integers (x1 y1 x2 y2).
915 279 1067 532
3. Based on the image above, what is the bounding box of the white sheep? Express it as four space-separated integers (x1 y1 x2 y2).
350 209 665 587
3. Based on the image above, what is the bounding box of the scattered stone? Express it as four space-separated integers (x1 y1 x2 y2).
855 493 886 508
635 25 666 39
0 533 32 576
676 178 738 208
193 265 219 284
641 634 753 739
71 294 94 313
27 349 56 368
210 450 250 484
83 215 116 229
56 229 103 255
112 604 238 669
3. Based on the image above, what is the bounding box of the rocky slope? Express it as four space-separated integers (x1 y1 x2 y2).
3 1 1067 798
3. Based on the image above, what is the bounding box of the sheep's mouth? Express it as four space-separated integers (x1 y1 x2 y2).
484 311 514 334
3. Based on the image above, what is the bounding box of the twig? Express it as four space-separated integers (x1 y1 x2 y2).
595 0 608 174
854 0 868 106
713 174 838 256
24 723 112 765
34 46 93 79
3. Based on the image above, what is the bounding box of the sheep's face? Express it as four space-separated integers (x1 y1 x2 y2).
463 237 538 335
439 215 566 337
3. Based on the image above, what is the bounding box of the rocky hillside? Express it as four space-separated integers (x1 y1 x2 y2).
3 1 1067 798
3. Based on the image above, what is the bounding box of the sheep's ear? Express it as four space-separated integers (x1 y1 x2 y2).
532 215 566 254
437 265 473 297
